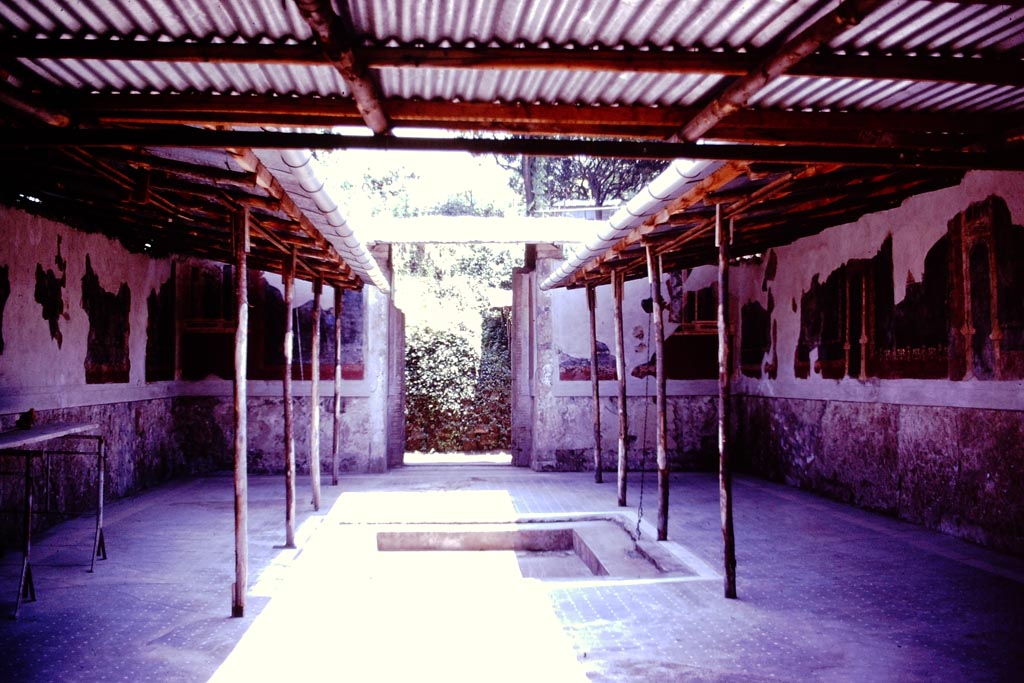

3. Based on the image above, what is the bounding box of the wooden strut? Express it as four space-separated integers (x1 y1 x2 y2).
282 250 297 549
293 0 390 134
676 0 886 143
310 278 323 511
612 269 629 507
717 205 738 599
232 205 250 618
587 282 603 483
332 285 343 486
646 245 669 542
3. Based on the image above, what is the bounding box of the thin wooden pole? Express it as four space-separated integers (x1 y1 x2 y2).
232 205 250 617
646 245 669 541
612 268 628 507
282 250 297 548
587 282 603 484
332 285 344 486
309 278 322 511
717 205 738 599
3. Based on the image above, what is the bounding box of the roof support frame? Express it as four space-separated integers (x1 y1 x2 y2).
4 128 1019 171
3 38 1020 87
293 0 390 134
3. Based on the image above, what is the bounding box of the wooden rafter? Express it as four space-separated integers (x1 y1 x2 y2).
293 0 390 134
3 38 1021 87
228 147 358 285
563 162 749 290
69 94 1010 150
676 0 888 142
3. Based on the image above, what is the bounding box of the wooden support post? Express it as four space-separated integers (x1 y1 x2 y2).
646 245 669 541
717 205 738 599
309 278 322 511
282 250 297 548
332 285 343 486
612 268 628 507
232 205 250 618
587 282 603 483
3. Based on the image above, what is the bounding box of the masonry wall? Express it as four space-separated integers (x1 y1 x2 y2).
520 171 1023 554
519 245 720 472
732 170 1024 554
0 204 401 551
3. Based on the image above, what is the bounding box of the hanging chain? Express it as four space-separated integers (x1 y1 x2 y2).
636 302 653 539
294 308 305 381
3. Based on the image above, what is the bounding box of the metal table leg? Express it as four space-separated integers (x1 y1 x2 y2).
13 452 36 619
90 437 106 572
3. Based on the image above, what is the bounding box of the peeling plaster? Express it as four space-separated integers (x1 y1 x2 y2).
33 236 68 348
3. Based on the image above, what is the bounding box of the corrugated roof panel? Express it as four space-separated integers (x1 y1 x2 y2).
0 0 315 41
833 1 1024 53
352 0 829 49
378 67 724 107
15 57 351 97
965 85 1024 112
751 74 1024 113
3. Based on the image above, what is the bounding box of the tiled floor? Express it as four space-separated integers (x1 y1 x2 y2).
2 465 1022 682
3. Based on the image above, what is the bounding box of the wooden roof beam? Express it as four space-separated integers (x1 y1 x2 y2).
293 0 390 135
73 95 1005 149
4 38 1021 87
676 0 887 142
650 164 843 255
7 128 1021 170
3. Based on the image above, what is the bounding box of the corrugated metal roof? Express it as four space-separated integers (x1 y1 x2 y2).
2 0 1021 113
351 0 827 50
0 0 314 41
17 58 351 97
833 1 1024 52
378 68 724 107
1 0 1021 292
752 75 1024 112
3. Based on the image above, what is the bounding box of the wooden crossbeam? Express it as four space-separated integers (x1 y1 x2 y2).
5 128 1020 171
3 38 1021 87
73 94 1017 136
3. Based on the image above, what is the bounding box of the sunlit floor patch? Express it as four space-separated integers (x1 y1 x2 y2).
208 522 590 682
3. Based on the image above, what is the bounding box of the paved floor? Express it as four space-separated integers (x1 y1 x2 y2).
2 463 1023 682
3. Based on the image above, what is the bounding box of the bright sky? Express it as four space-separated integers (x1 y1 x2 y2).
318 146 521 224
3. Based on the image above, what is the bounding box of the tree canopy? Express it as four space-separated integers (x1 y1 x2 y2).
496 143 666 214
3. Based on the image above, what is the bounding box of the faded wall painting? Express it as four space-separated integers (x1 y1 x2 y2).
790 194 1024 382
180 262 235 380
553 267 718 387
145 266 176 382
81 255 131 383
249 273 365 381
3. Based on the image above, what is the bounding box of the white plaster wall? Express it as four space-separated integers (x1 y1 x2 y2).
733 170 1024 411
364 285 392 471
549 265 718 398
0 205 173 413
527 252 717 469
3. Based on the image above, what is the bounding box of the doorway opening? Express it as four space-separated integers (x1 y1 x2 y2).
397 243 523 466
